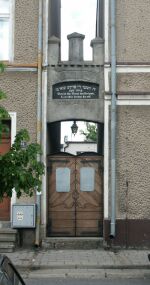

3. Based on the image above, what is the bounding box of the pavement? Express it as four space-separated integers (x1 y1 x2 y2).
4 248 150 279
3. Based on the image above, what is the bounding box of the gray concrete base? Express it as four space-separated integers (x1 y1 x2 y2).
42 237 104 250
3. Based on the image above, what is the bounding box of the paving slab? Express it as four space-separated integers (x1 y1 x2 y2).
26 268 150 280
3 249 150 271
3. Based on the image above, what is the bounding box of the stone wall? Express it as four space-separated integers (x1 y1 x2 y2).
0 71 37 142
14 0 38 64
116 0 150 62
116 106 150 219
47 65 104 123
117 73 150 93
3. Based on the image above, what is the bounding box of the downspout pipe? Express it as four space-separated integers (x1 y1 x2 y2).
35 0 43 247
110 0 117 238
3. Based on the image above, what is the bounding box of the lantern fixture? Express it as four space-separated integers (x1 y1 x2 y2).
71 121 78 136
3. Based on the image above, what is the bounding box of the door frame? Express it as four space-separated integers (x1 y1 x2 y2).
47 152 104 237
9 112 17 208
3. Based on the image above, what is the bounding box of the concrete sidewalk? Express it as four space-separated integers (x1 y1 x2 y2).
4 249 150 279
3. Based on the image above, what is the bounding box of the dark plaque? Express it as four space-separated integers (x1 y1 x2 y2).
53 81 99 99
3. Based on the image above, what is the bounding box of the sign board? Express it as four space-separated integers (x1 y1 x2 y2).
53 81 99 99
16 211 24 221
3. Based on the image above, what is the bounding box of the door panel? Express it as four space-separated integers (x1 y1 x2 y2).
0 196 11 221
0 126 11 221
76 212 101 220
47 155 103 237
49 211 75 220
47 156 76 236
75 156 103 236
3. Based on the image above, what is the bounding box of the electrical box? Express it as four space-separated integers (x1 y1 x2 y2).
11 204 36 228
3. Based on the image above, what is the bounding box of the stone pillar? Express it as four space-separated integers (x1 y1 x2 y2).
67 32 85 62
90 37 104 65
48 36 60 65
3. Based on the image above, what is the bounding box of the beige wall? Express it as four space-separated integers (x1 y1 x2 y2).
117 73 150 93
116 0 150 62
116 106 150 219
0 71 37 142
108 73 150 93
14 0 39 64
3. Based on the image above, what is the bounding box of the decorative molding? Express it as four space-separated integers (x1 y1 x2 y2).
104 0 109 63
104 66 150 93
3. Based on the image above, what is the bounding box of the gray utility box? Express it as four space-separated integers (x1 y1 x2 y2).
11 204 36 228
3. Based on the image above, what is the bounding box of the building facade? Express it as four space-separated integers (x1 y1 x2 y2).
0 0 150 248
104 0 150 247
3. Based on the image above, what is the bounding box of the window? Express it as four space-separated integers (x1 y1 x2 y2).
0 0 10 60
56 168 70 192
80 167 95 192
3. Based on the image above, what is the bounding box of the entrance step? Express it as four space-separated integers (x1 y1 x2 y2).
42 237 103 250
0 228 18 253
0 221 11 228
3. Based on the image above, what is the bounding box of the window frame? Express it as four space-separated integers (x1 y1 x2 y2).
0 0 14 61
80 167 95 192
56 167 71 193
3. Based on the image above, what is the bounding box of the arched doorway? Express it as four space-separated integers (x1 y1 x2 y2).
47 120 104 155
46 120 104 237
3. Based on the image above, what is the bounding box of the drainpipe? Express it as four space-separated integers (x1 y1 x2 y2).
110 0 117 238
35 0 43 247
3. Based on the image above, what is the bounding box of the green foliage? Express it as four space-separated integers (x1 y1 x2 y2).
0 90 6 100
0 63 44 200
0 129 44 200
0 62 5 72
0 62 44 200
80 122 97 142
0 62 6 100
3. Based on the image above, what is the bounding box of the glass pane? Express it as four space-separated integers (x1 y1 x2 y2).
80 167 95 192
0 19 9 59
56 167 70 192
0 0 10 14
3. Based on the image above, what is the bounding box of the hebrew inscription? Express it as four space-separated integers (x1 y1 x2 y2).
53 81 99 99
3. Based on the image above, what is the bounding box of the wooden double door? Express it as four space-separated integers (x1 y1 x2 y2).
47 154 103 237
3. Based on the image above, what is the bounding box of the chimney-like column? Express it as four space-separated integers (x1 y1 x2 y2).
67 32 85 62
48 36 60 65
90 37 104 65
